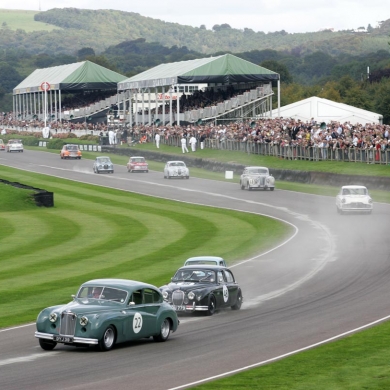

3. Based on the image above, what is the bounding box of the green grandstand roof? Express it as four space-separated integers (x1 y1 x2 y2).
14 61 127 95
118 54 279 90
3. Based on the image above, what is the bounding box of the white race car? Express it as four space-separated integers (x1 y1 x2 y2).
164 161 189 179
240 166 275 191
6 139 24 152
336 185 373 214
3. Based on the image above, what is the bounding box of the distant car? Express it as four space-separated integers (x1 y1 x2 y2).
60 144 82 159
35 279 179 351
336 185 373 214
160 265 242 316
184 256 227 267
164 161 189 179
240 166 274 191
127 156 148 173
93 156 114 174
0 139 5 151
6 139 23 153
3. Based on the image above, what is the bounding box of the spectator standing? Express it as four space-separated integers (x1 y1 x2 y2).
155 132 160 148
181 135 189 153
199 132 206 149
189 135 197 152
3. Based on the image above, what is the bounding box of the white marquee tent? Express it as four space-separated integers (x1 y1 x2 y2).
270 96 382 125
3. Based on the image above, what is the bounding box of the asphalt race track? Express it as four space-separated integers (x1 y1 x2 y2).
1 150 390 390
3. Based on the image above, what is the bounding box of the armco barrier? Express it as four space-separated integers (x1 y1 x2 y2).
0 179 54 207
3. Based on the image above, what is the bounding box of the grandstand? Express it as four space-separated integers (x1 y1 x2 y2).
12 54 280 128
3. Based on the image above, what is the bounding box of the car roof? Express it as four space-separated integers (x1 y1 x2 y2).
341 185 367 189
186 256 225 262
96 156 111 159
178 265 229 271
167 161 185 163
130 156 145 159
245 166 268 169
82 278 157 290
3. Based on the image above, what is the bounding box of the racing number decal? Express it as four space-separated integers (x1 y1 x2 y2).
133 312 143 334
222 285 229 303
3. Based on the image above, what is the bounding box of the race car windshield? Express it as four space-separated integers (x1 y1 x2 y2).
172 269 216 283
249 168 267 174
77 286 128 303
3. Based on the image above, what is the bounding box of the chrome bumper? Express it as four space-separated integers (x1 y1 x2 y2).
35 331 98 345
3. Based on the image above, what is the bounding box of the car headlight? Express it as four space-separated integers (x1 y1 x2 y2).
162 291 169 299
80 316 89 326
188 291 195 300
369 199 373 204
49 313 57 322
341 198 346 204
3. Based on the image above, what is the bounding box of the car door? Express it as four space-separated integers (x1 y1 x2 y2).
216 270 230 308
140 288 162 336
124 289 149 339
223 269 239 305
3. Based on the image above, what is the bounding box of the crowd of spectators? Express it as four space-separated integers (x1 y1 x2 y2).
2 107 390 163
137 86 238 115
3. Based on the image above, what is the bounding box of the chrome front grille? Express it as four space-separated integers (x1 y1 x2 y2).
60 312 77 336
172 290 185 306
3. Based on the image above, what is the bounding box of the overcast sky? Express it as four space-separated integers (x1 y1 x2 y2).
1 0 388 33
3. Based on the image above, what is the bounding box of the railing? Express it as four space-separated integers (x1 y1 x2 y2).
160 135 390 165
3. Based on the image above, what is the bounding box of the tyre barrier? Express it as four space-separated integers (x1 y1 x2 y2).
0 179 54 207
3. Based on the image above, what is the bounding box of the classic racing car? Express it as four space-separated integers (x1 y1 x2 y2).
93 156 114 174
0 139 5 151
164 161 189 179
160 265 242 315
6 139 23 153
184 256 227 267
240 166 275 191
127 156 148 173
60 144 82 159
35 279 179 351
336 185 373 214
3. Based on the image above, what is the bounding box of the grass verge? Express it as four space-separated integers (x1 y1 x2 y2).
0 165 291 328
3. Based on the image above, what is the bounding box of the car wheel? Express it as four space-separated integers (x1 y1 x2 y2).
167 175 171 179
98 326 116 351
186 176 189 179
240 182 245 190
153 318 171 342
96 170 100 174
231 289 243 310
206 295 216 316
39 339 57 351
146 170 149 173
270 187 275 191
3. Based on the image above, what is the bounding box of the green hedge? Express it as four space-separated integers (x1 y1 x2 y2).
46 139 66 150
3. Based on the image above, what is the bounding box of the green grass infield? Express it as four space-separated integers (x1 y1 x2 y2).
0 165 292 328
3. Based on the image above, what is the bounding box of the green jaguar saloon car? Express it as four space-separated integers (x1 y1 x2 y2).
35 279 179 351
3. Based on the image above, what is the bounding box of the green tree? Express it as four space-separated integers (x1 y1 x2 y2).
85 55 119 72
0 62 22 92
260 60 293 84
372 79 390 123
77 47 95 60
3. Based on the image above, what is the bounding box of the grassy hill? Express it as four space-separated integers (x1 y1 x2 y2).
0 8 389 57
0 9 61 32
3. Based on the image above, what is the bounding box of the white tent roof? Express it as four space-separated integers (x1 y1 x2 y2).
271 96 382 125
